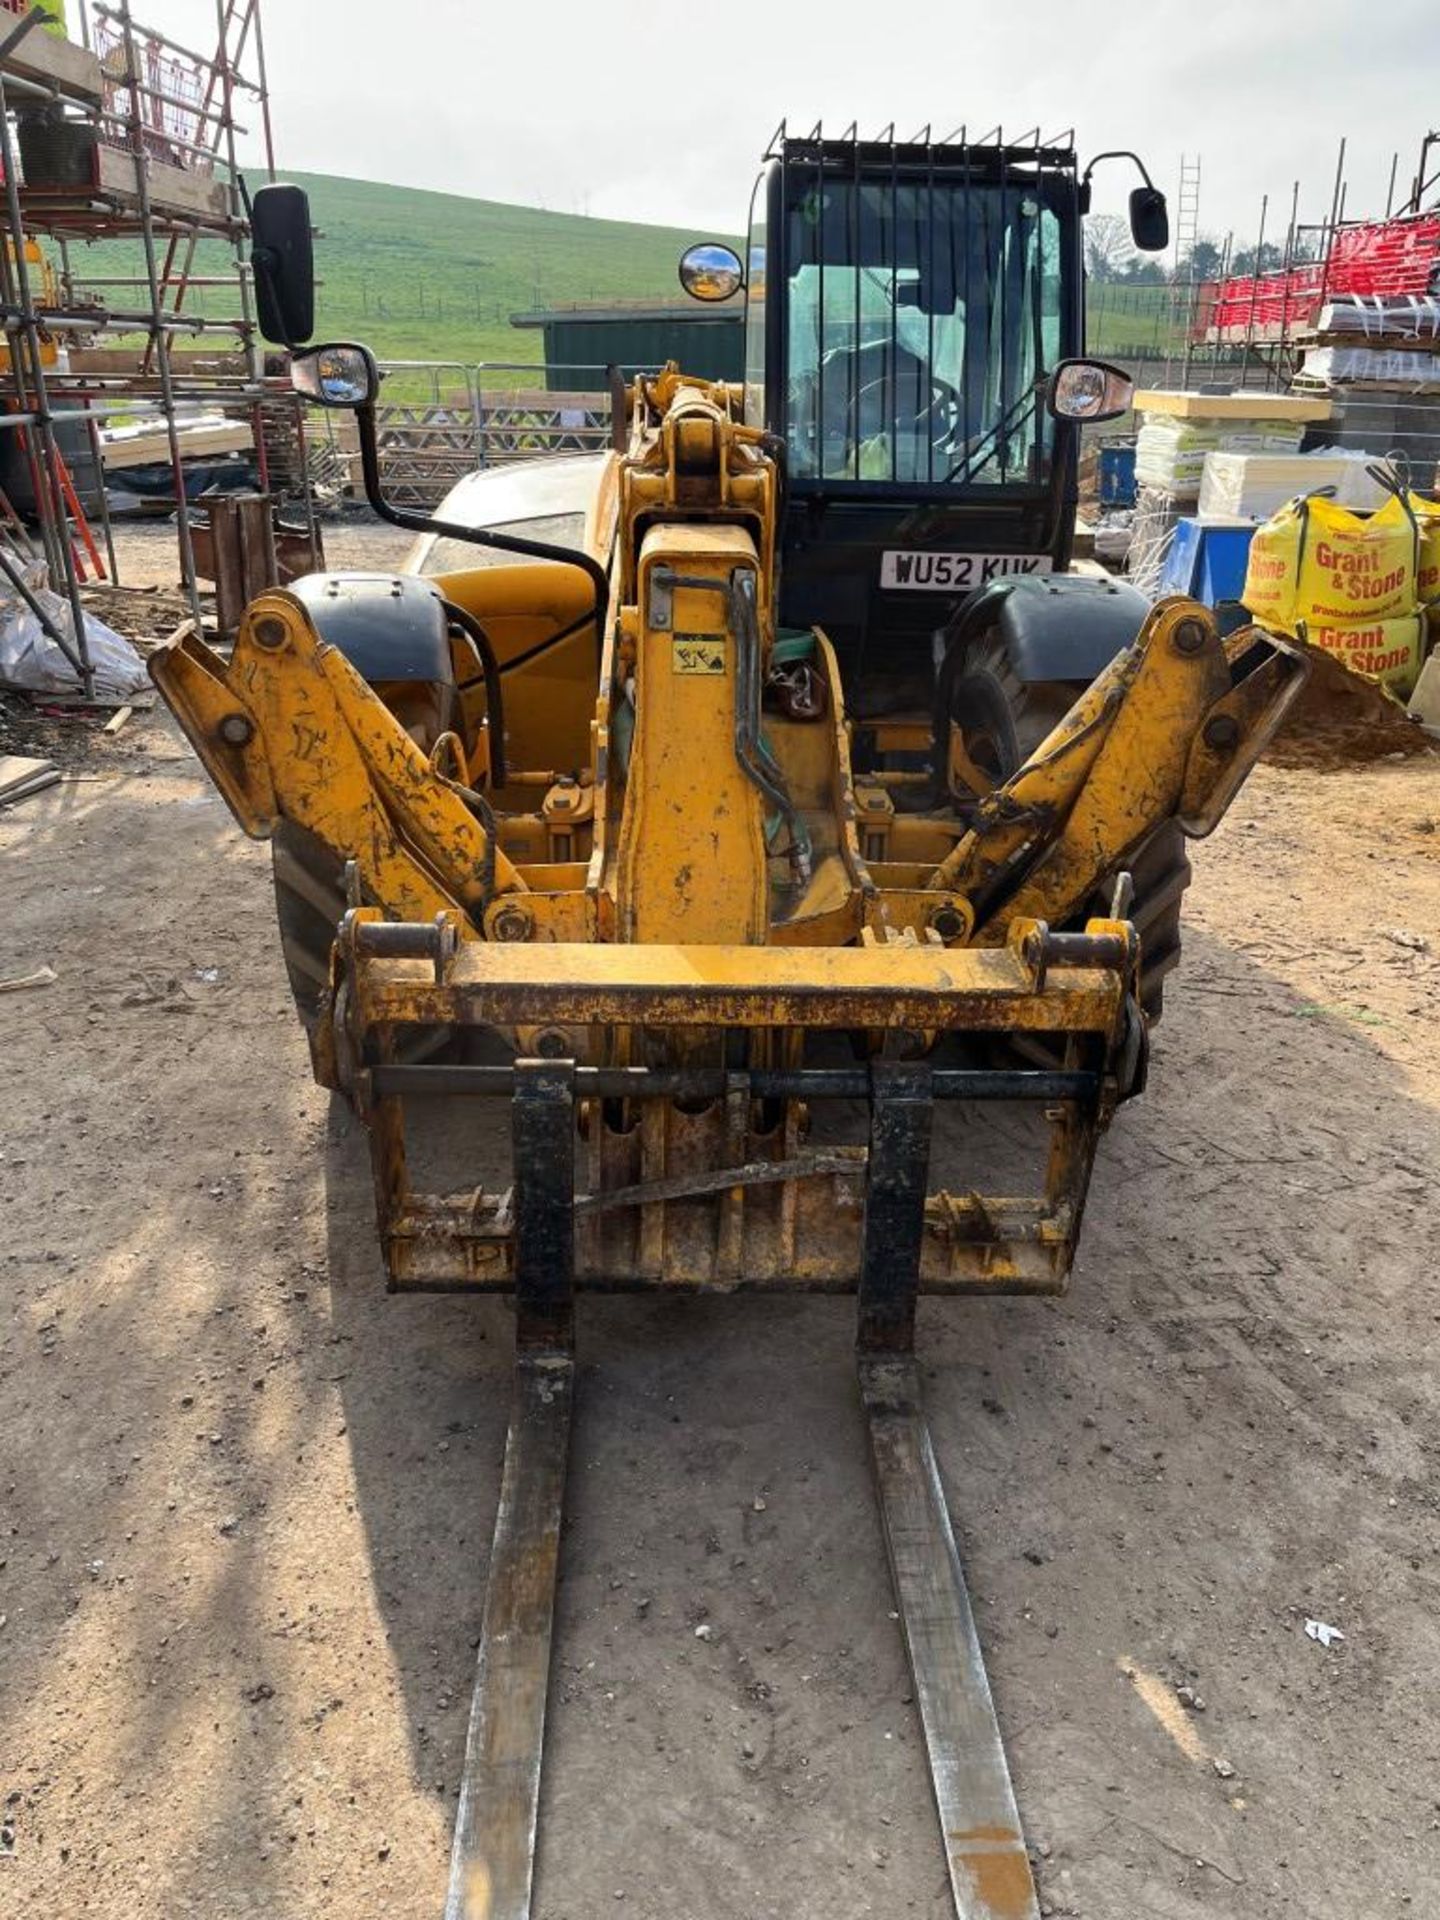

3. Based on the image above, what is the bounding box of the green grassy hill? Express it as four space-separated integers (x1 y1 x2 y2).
289 171 734 367
54 171 735 375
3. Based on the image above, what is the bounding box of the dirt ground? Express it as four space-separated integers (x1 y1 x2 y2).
2 526 1439 1919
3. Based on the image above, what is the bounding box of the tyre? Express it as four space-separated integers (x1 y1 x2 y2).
271 819 346 1029
948 630 1189 1023
1105 820 1189 1023
947 630 1075 792
271 820 460 1077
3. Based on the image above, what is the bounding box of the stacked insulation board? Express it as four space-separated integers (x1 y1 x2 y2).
1125 392 1334 594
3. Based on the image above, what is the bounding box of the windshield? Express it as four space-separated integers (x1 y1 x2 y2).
784 176 1063 486
416 511 589 577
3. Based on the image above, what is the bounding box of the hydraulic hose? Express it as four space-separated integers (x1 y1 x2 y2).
728 569 812 883
440 597 507 789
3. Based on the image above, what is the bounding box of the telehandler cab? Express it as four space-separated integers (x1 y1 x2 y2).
152 127 1305 1919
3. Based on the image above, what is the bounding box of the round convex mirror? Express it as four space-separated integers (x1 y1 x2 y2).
678 242 744 303
1046 358 1134 423
291 343 377 409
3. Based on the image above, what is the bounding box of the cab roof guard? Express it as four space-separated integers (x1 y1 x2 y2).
764 118 1078 165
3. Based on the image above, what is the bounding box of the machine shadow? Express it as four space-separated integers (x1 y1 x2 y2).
321 1095 952 1913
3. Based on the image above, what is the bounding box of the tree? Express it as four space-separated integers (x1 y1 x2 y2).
1181 237 1224 284
1084 212 1136 283
1230 240 1285 277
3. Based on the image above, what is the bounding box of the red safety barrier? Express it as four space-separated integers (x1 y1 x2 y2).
1328 213 1440 297
1197 265 1325 336
1195 213 1440 338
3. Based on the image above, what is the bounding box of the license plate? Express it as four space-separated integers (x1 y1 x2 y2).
879 550 1053 592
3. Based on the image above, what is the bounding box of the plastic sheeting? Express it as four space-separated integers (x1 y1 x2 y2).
0 587 149 699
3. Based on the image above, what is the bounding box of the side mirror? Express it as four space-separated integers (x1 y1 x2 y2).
291 342 378 409
678 241 744 303
1129 185 1169 254
251 182 314 347
1045 358 1134 424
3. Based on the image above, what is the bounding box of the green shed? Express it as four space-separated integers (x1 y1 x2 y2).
511 300 745 391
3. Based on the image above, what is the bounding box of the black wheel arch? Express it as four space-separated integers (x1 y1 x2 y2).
289 571 455 683
944 571 1151 686
287 569 509 776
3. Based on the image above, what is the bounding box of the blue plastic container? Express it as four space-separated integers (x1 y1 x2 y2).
1098 445 1137 508
1159 519 1257 607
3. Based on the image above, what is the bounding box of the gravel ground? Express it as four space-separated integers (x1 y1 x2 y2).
85 509 414 593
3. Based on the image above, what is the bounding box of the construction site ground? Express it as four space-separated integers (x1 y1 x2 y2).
2 520 1438 1920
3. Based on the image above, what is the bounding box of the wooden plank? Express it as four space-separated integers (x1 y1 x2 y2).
0 753 55 786
1297 377 1440 396
68 345 249 376
101 419 253 470
0 769 61 801
31 688 155 710
1196 322 1309 347
1295 331 1440 355
94 144 230 223
0 964 58 991
0 753 59 800
0 10 105 106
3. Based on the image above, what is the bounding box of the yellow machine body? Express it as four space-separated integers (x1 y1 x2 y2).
152 368 1307 1298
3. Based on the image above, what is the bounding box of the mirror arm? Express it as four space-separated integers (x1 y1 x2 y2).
353 403 610 649
606 362 628 453
1080 149 1156 192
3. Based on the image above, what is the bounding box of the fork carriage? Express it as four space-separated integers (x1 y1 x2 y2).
334 910 1141 1298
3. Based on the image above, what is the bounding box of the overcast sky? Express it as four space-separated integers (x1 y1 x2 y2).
131 0 1438 248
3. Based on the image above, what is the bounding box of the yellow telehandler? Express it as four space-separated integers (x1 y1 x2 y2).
152 129 1306 1920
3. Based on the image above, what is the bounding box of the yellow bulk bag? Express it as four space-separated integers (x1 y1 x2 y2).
1301 612 1428 696
1243 491 1416 633
1408 494 1440 604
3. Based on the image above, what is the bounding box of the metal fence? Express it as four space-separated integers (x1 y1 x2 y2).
343 360 630 509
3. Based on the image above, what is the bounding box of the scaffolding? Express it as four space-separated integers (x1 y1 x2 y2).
0 0 314 696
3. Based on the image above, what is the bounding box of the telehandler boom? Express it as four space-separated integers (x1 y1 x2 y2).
152 128 1306 1918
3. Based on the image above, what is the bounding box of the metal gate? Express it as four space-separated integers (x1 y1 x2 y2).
368 360 622 509
373 361 481 511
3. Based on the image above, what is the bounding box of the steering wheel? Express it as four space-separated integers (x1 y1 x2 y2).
857 349 965 455
789 338 967 468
